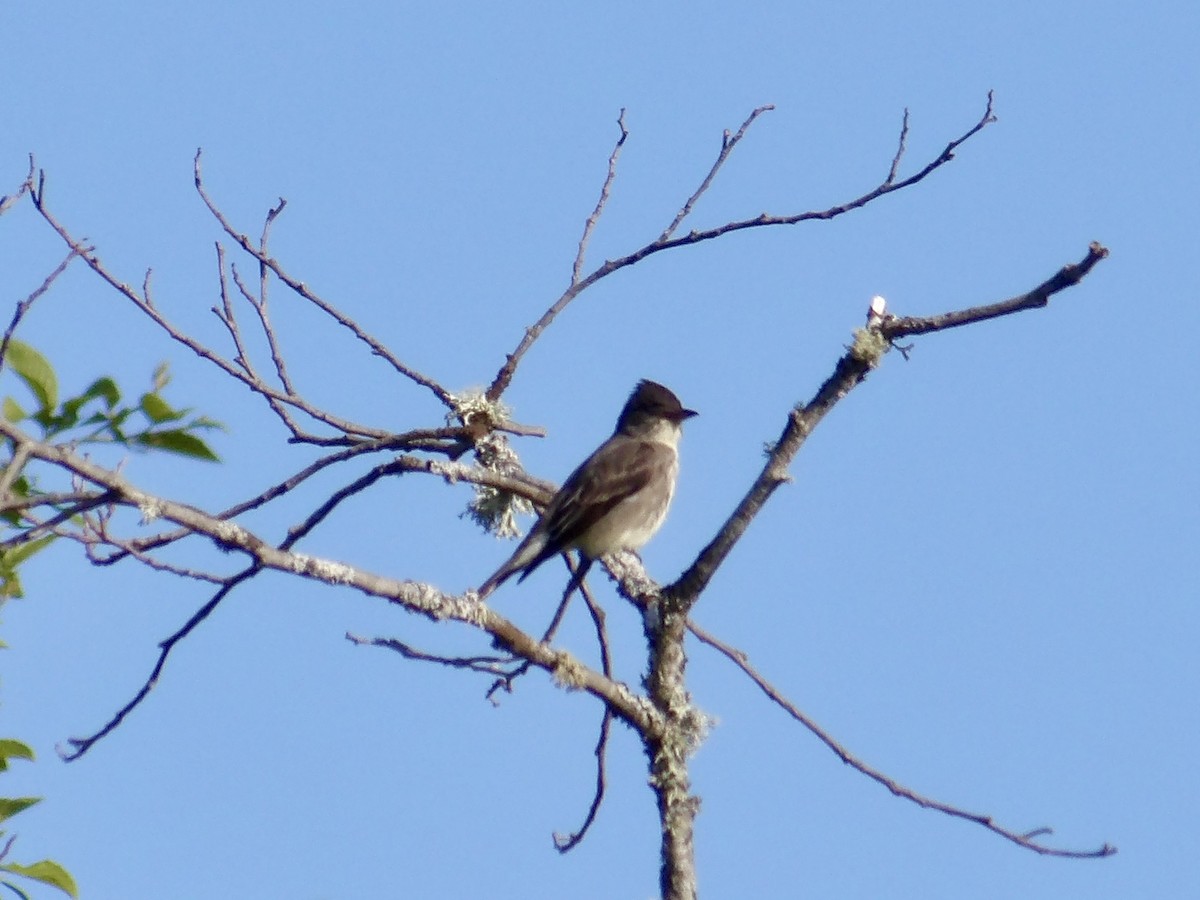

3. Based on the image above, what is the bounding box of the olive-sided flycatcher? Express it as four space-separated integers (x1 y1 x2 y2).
479 380 697 597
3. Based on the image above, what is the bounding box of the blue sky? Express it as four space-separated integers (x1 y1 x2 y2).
2 2 1197 898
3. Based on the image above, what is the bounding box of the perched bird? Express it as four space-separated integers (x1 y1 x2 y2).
479 379 697 597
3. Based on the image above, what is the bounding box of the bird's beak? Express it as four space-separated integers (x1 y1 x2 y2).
679 408 699 421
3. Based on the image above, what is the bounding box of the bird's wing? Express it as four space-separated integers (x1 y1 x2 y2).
542 439 669 551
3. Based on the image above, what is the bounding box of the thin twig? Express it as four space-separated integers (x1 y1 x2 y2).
486 560 579 700
61 564 261 760
687 619 1115 859
280 459 406 550
0 492 117 548
660 104 774 242
346 633 514 674
193 150 455 409
0 418 654 759
488 94 997 401
281 453 553 552
252 202 300 395
571 109 628 284
94 437 519 565
0 249 79 375
0 156 35 217
554 573 614 852
885 108 911 185
555 706 613 852
28 182 387 441
227 253 320 436
82 525 228 584
212 246 255 374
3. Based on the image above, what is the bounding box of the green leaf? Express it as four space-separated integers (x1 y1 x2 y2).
104 412 130 444
85 376 120 408
189 415 226 431
1 399 25 424
0 741 34 763
134 429 220 462
58 380 116 429
1 342 57 414
0 799 39 825
139 392 179 424
0 474 29 528
1 535 57 573
0 566 24 600
0 861 79 899
0 742 34 773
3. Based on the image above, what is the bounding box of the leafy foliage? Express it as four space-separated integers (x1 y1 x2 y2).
2 341 221 459
0 659 79 898
0 340 223 596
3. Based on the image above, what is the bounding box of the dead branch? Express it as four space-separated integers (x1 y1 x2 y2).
0 156 35 217
60 564 260 760
487 93 997 402
659 104 775 242
0 415 657 757
883 242 1110 339
28 184 389 442
0 248 79 374
554 575 615 852
345 633 514 675
688 620 1115 859
668 242 1109 611
192 151 455 409
572 108 628 283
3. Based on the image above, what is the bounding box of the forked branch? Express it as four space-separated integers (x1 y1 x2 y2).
668 242 1109 610
488 93 997 401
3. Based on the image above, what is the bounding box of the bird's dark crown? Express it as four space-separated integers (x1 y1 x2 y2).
616 379 698 431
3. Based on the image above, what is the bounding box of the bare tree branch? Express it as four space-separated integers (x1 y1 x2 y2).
687 619 1115 859
554 575 615 852
88 439 535 567
0 416 659 756
885 108 911 184
487 94 997 402
669 242 1108 610
0 248 79 375
0 156 35 218
659 104 775 242
883 242 1109 338
192 151 455 409
571 109 628 284
60 564 260 760
4 97 1115 888
0 443 32 499
486 558 579 701
27 183 389 442
345 633 514 675
0 487 101 514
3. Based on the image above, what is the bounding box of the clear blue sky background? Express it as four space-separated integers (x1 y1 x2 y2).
2 3 1197 898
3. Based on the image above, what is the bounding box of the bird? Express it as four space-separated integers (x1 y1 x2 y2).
479 379 697 597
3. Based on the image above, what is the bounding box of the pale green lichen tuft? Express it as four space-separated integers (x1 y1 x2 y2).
849 326 890 366
447 389 535 539
310 559 355 584
680 707 717 750
137 498 165 524
447 388 509 433
551 652 587 691
211 520 248 545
